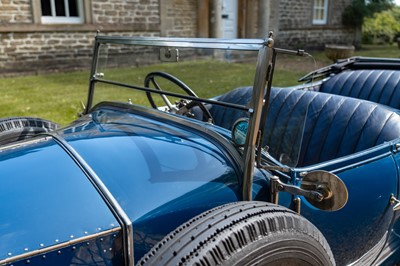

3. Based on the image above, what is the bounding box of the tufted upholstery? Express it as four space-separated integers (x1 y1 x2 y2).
210 87 400 167
208 87 252 130
319 70 400 109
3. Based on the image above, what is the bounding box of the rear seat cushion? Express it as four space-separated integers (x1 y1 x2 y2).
210 87 400 167
319 70 400 109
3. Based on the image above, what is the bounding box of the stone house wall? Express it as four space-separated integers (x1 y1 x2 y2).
0 0 354 76
0 0 197 76
92 0 160 26
275 0 354 49
160 0 197 37
0 0 32 23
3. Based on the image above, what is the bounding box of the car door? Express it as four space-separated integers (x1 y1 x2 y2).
295 142 398 265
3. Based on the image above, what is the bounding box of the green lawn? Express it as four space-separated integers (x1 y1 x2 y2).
354 44 400 58
0 71 89 125
0 44 398 126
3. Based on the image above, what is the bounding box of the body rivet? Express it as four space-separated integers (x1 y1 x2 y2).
7 252 12 256
57 251 61 255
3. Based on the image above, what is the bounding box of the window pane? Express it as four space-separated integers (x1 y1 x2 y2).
313 0 327 24
69 0 79 17
55 0 66 16
41 0 51 16
41 0 84 24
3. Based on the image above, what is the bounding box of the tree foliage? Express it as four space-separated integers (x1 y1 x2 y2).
362 7 400 44
342 0 395 27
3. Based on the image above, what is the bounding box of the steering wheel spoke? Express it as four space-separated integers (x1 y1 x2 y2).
153 80 175 111
144 71 213 122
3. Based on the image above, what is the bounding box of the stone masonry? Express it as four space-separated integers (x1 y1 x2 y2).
274 0 354 49
0 0 32 24
0 0 354 76
0 0 197 76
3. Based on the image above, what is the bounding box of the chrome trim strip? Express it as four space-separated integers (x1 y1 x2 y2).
296 145 393 174
95 35 266 50
0 227 121 265
50 134 134 266
0 136 51 151
331 151 391 174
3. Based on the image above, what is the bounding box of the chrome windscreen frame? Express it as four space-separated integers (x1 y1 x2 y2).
85 34 274 198
85 35 270 115
84 35 274 263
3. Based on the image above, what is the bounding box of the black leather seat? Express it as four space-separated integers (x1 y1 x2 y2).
319 70 400 109
210 87 400 167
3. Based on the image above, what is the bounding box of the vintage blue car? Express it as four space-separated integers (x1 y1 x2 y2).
1 34 400 266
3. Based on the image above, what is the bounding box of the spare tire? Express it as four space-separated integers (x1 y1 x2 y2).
138 201 335 266
0 117 60 146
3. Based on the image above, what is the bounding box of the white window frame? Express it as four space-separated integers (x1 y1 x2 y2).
41 0 84 24
312 0 328 25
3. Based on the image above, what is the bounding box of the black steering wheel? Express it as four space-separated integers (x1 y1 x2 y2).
144 71 213 122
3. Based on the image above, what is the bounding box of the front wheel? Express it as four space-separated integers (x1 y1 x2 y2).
137 201 335 266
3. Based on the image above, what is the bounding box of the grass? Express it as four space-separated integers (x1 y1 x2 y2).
354 44 400 58
0 43 398 126
0 72 89 125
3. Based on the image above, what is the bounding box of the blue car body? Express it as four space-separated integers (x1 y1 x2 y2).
0 103 270 265
1 36 400 265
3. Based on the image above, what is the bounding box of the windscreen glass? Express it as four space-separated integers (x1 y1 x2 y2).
92 42 258 108
90 38 314 168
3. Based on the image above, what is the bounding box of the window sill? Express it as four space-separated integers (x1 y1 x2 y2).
280 25 349 31
0 23 159 33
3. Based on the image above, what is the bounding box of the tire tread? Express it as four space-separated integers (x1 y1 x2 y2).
0 116 59 145
137 202 335 266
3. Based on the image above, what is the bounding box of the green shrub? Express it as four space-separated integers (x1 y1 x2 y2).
362 7 400 44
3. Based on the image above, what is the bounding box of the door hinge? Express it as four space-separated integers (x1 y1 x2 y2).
390 194 400 211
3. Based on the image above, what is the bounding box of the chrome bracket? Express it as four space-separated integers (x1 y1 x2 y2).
160 47 179 62
393 143 400 153
270 175 324 205
390 194 400 211
293 197 301 214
